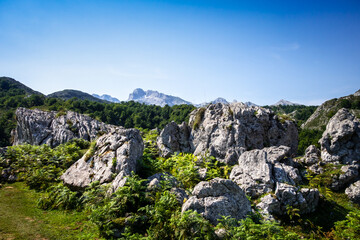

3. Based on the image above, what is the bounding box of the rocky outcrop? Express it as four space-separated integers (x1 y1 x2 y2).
298 145 321 166
181 178 251 224
345 180 360 204
157 122 192 157
330 165 359 191
157 103 298 165
12 108 115 147
257 184 319 217
319 108 360 165
229 146 301 198
61 127 143 192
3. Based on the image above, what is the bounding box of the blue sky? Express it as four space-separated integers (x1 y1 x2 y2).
0 0 359 105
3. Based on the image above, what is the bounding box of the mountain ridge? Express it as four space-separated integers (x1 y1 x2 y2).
48 89 108 103
92 94 120 103
127 88 192 107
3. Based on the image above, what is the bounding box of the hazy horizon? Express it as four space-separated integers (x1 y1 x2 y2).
1 0 359 106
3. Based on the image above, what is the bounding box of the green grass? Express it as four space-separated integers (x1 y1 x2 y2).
0 182 101 240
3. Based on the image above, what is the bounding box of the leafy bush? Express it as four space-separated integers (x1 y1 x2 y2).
4 140 87 190
193 107 206 129
216 216 300 239
89 175 149 238
37 183 82 210
332 210 360 240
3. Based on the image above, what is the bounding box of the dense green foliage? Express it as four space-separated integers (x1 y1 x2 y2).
297 128 324 156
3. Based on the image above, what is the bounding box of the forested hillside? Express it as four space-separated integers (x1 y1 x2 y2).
0 77 195 147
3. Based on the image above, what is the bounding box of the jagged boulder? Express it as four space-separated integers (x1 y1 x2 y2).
229 146 301 198
61 127 143 192
297 145 321 166
157 122 192 157
158 103 298 165
257 184 319 217
12 107 115 147
319 108 360 165
330 165 359 191
181 178 251 224
345 180 360 204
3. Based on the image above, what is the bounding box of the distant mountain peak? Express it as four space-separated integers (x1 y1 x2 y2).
92 94 120 103
272 99 301 106
128 88 192 107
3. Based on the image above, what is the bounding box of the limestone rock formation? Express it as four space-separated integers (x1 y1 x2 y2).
298 145 321 166
157 103 298 165
319 108 360 165
330 165 359 191
229 146 301 198
157 122 192 157
12 108 115 147
181 178 251 224
257 184 319 217
345 180 360 204
61 127 143 192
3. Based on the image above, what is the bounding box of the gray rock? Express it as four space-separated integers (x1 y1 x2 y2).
275 183 319 215
319 108 360 165
330 165 359 191
256 194 281 217
229 146 301 198
12 108 116 147
158 103 298 165
181 178 251 225
157 121 192 157
300 188 320 213
170 187 189 205
61 127 143 192
298 145 321 166
345 180 360 204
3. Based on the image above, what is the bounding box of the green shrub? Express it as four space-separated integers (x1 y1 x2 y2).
4 141 85 190
216 216 300 239
171 210 215 240
332 210 360 240
37 183 82 210
193 107 206 129
84 141 97 162
89 174 148 238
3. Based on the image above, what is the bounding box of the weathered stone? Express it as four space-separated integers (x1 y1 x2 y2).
157 121 191 157
12 108 115 147
300 188 320 213
319 108 360 165
256 194 281 217
229 146 301 198
170 187 188 205
330 165 359 191
61 127 143 192
345 180 360 204
298 145 321 166
181 178 251 225
275 183 319 215
158 103 298 165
